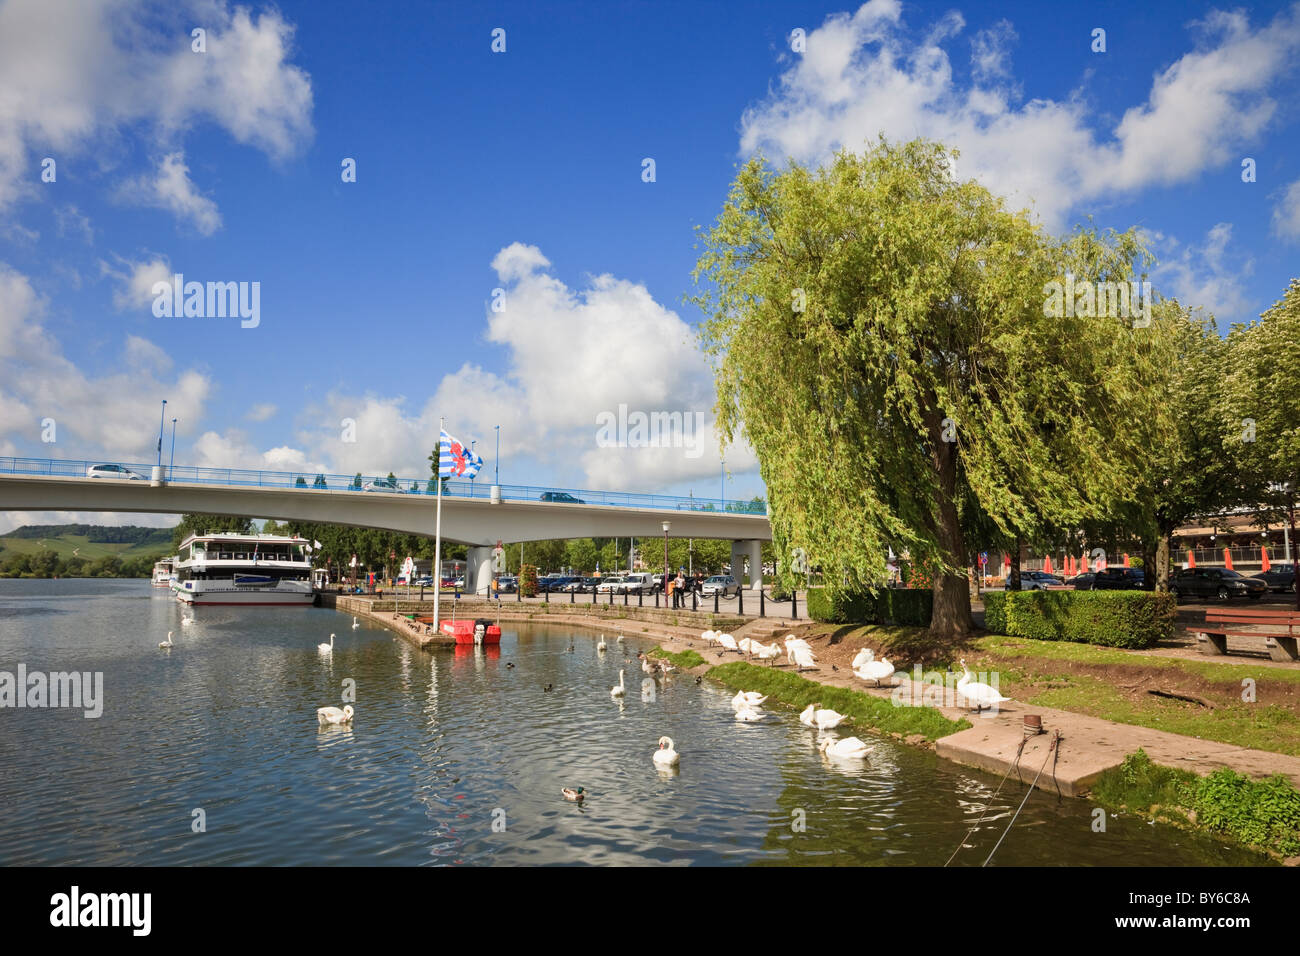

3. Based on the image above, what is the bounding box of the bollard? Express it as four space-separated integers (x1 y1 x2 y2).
714 592 719 613
624 590 628 606
570 588 574 604
738 588 744 615
655 591 659 608
545 587 549 603
760 589 765 617
516 584 521 603
639 591 643 607
692 590 697 612
792 589 798 620
609 589 614 606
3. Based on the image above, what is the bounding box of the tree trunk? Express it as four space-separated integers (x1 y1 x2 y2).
1009 538 1022 591
924 410 974 641
1291 496 1298 612
1154 532 1170 592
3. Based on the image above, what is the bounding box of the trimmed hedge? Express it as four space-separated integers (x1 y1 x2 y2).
983 589 1174 649
806 586 933 627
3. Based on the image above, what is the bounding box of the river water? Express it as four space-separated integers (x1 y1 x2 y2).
0 579 1266 866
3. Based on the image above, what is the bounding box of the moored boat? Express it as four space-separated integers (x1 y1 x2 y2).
173 532 314 606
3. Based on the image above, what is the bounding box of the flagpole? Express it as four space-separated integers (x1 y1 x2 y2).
433 417 444 634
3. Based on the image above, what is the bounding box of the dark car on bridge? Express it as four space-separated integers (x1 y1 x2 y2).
539 492 585 504
1250 563 1296 594
1092 567 1146 590
1169 567 1268 602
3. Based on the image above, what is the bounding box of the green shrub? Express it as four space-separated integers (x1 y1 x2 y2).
982 590 1173 648
806 586 933 626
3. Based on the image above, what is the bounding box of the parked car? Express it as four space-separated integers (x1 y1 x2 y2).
1017 570 1066 591
701 574 740 598
539 574 577 592
622 572 658 594
1169 567 1268 602
86 463 145 480
596 576 627 594
362 477 401 493
1092 567 1146 590
1250 563 1297 594
562 576 599 593
495 576 518 593
1066 572 1097 590
416 575 434 587
539 492 585 504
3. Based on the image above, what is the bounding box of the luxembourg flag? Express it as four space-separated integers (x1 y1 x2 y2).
439 428 483 479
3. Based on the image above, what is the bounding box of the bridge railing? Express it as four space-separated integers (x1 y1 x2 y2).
0 456 767 516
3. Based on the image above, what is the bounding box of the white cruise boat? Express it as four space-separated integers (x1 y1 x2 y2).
173 532 315 606
151 557 176 588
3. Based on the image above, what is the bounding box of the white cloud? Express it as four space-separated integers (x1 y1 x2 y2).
1151 223 1254 323
120 152 221 235
105 254 172 311
245 403 278 423
739 2 1300 229
0 0 313 222
1272 178 1300 241
0 261 211 459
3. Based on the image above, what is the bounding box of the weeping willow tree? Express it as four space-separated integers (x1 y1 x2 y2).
693 139 1166 641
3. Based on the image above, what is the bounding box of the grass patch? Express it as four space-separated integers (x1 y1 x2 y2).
707 661 970 741
1092 750 1299 859
648 646 706 669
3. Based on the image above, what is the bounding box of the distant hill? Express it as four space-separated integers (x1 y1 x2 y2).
0 524 176 561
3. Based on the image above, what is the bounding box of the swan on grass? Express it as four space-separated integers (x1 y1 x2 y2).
159 631 175 649
957 659 1012 713
819 736 873 760
318 633 335 654
317 704 354 725
855 656 896 687
611 669 626 698
653 735 680 768
791 645 817 671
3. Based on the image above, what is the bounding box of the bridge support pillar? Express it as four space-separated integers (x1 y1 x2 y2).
731 539 763 590
467 546 494 597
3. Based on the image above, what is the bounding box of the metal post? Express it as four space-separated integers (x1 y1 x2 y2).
760 588 765 617
570 587 574 604
738 588 744 615
655 591 659 608
494 425 500 486
623 590 628 606
691 589 697 612
169 418 177 472
545 586 549 603
792 590 798 620
156 399 167 466
638 590 643 607
714 592 719 613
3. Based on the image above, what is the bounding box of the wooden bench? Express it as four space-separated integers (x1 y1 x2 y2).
1197 608 1300 663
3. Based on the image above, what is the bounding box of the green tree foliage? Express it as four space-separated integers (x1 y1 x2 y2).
1226 278 1300 607
694 139 1160 640
171 514 255 550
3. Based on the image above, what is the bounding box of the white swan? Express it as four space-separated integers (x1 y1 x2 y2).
851 648 874 669
957 659 1012 712
597 635 608 652
653 735 680 768
701 630 717 643
799 703 817 726
180 616 195 627
819 736 873 759
855 656 896 687
611 669 626 698
731 691 768 709
791 645 818 671
813 705 849 730
734 706 764 722
737 637 754 654
318 633 335 654
317 704 354 725
352 616 360 630
159 630 174 649
785 636 812 664
616 634 624 643
752 641 781 662
716 634 738 652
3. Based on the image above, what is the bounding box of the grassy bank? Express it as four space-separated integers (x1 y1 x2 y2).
648 646 707 669
707 660 970 741
1092 750 1298 860
971 633 1300 756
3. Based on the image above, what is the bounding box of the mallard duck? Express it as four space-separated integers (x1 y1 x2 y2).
562 787 586 801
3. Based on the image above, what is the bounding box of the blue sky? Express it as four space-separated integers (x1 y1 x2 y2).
2 0 1298 531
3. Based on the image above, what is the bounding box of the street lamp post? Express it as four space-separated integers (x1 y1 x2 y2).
470 440 476 498
169 418 177 472
495 425 500 486
156 399 167 467
662 521 670 608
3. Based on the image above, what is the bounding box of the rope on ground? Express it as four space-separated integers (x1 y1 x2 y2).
943 733 1029 867
982 730 1060 868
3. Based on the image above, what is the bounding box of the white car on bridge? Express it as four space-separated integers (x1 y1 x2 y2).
86 464 146 480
